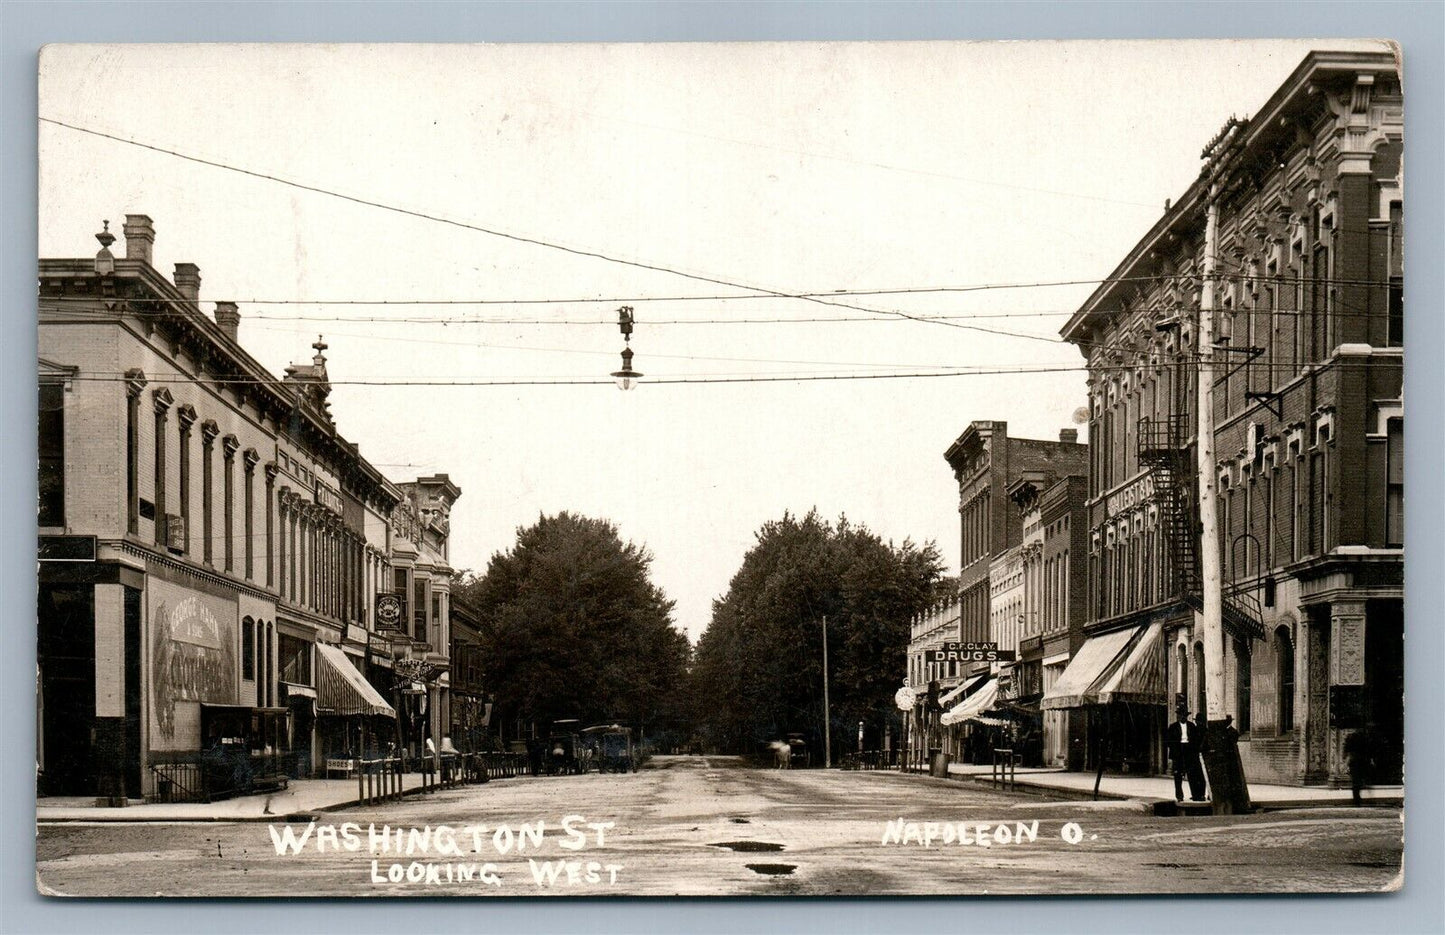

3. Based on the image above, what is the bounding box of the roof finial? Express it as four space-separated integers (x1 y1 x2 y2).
94 219 116 274
312 334 328 364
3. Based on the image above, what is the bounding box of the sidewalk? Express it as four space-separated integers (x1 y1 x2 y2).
941 762 1403 809
36 773 439 823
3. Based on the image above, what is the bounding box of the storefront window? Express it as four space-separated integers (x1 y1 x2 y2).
1276 626 1294 734
38 381 64 527
279 633 312 685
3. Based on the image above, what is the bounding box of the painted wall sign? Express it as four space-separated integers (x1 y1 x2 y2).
1105 472 1156 518
149 578 237 747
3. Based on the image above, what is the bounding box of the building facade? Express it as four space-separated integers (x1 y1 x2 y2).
38 215 462 800
903 423 1086 764
1052 50 1403 786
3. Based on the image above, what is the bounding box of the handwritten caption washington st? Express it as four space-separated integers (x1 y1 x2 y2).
268 816 621 889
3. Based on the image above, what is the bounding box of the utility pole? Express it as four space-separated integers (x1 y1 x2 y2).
1197 121 1252 813
822 615 832 769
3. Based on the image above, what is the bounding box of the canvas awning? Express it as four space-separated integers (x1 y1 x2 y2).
1040 626 1138 710
1094 621 1167 706
938 673 988 709
941 678 998 726
316 643 396 718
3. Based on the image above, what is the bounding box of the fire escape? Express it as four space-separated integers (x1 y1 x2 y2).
1138 414 1266 642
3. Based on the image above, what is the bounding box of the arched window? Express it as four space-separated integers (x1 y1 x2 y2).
1193 641 1207 719
1276 625 1295 734
1176 644 1189 711
1234 638 1252 733
242 616 256 681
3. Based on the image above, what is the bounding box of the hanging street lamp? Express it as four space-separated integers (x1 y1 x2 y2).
610 305 642 390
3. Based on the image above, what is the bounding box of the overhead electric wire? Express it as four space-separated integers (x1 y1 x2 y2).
59 356 1395 390
35 270 1399 311
37 116 1148 357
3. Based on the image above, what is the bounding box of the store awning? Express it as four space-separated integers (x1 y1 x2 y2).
941 678 998 726
1040 626 1138 710
938 673 988 709
1094 621 1167 706
316 643 396 718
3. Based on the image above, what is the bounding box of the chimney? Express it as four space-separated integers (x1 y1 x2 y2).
1060 428 1079 444
174 263 201 302
122 214 154 266
214 301 240 343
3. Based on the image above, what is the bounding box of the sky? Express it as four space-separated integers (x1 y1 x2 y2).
37 39 1388 641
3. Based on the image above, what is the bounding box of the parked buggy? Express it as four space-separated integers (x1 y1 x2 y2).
582 724 638 773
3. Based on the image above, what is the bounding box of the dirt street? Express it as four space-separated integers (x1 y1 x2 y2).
36 755 1402 897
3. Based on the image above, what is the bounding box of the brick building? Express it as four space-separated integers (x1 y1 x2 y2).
908 422 1085 764
38 215 462 800
1049 50 1403 786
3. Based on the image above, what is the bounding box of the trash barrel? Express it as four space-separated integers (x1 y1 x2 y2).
930 749 951 778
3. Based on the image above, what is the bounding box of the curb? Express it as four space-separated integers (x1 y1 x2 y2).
36 778 481 824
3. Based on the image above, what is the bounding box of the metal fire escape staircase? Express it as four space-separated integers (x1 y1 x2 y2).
1138 415 1266 642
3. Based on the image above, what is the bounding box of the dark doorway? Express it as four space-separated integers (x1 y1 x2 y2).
1366 599 1404 784
124 587 143 796
38 585 96 796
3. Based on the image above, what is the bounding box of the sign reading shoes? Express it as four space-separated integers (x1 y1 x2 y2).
927 641 1016 663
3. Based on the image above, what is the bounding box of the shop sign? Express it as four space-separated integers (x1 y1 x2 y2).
315 479 344 514
1105 472 1156 518
374 593 403 630
927 641 1017 663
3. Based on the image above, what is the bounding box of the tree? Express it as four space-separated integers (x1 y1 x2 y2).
690 510 942 756
453 512 690 742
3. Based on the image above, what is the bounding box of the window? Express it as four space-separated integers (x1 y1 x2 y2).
1291 460 1304 561
394 567 410 632
278 633 312 685
126 382 141 534
1388 202 1403 347
1193 641 1206 719
201 423 216 563
177 408 194 553
1386 418 1403 547
243 451 256 579
38 381 64 527
153 392 170 546
242 617 256 680
1311 242 1329 361
223 437 237 571
1264 469 1276 569
1234 638 1252 733
1276 626 1295 733
1176 644 1188 710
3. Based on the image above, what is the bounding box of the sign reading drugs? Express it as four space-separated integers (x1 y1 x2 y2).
927 641 1016 663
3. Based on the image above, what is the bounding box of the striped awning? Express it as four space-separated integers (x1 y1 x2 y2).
941 678 998 726
938 673 988 709
316 643 396 718
1094 622 1167 706
1040 626 1137 710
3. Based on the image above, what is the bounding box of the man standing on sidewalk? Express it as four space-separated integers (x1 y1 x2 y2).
1167 700 1207 802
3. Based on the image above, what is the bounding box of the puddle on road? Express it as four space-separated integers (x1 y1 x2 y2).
745 863 796 875
711 841 785 852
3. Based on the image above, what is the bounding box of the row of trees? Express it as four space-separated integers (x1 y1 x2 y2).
451 512 691 744
689 510 943 755
455 509 941 757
